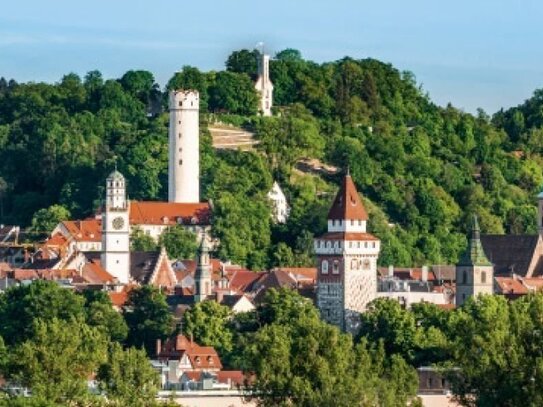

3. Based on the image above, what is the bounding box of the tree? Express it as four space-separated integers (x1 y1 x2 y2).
226 49 259 75
275 49 302 62
182 301 234 357
30 204 71 236
98 343 160 406
158 225 198 260
82 290 129 343
6 318 107 403
130 226 157 252
124 286 174 355
0 280 86 345
208 71 258 115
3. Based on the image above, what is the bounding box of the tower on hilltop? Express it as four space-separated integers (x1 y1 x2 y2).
254 52 273 116
314 173 380 334
455 215 494 307
168 90 200 203
101 170 130 284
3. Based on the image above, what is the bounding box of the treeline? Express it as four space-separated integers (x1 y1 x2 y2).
184 290 543 406
1 49 543 267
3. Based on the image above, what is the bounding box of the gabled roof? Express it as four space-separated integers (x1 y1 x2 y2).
327 175 368 221
158 335 222 369
129 201 211 226
495 276 529 295
130 251 161 284
480 235 540 276
82 260 115 284
61 219 102 242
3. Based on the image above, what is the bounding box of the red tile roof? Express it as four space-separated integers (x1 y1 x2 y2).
159 335 222 370
495 276 529 295
129 201 211 226
216 371 245 387
82 260 115 284
226 269 263 292
62 219 102 242
328 175 368 221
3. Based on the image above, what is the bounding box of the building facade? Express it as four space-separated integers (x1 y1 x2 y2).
254 53 273 116
168 90 200 203
315 174 380 334
101 170 130 283
456 215 494 307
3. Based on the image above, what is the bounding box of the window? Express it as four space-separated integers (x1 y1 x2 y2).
178 120 181 124
321 260 329 274
372 242 376 248
481 271 486 284
364 242 368 248
358 220 362 226
333 260 340 274
349 242 353 248
351 220 354 226
428 378 433 387
462 270 467 284
357 242 361 248
178 101 182 107
179 159 183 165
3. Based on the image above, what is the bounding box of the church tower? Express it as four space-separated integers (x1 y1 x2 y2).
254 53 273 116
168 90 200 203
101 170 130 284
455 215 494 307
315 174 380 334
194 232 212 302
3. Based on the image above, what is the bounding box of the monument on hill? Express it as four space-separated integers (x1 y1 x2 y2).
168 90 200 204
254 52 273 116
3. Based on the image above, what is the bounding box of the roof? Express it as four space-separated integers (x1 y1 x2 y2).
216 371 245 386
130 251 161 284
158 335 222 369
226 269 262 292
61 219 102 242
219 294 249 308
108 170 125 180
495 276 529 295
327 175 368 221
480 235 540 276
129 201 211 226
319 232 378 241
82 260 115 284
458 216 492 267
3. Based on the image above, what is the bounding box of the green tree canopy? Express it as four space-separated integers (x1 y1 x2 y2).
158 225 198 260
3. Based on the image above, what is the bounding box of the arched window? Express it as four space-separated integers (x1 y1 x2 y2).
481 271 486 284
321 260 329 274
333 260 340 274
462 270 468 284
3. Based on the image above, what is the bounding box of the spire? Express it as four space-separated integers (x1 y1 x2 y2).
194 231 212 302
327 174 368 221
458 215 492 266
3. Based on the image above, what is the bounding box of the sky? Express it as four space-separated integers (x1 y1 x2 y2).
1 0 542 114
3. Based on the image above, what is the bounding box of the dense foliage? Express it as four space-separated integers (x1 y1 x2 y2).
0 281 174 406
1 48 543 268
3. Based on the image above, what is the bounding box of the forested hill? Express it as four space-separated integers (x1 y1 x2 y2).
0 48 542 269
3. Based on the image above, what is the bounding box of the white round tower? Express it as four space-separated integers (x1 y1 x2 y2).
168 90 200 203
101 170 130 284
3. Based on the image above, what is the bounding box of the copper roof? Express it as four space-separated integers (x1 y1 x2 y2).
327 175 368 221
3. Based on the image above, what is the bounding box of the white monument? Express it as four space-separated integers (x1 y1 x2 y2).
255 53 274 116
267 181 289 224
168 90 200 203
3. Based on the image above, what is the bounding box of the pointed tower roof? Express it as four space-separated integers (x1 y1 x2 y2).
327 174 368 221
458 215 492 267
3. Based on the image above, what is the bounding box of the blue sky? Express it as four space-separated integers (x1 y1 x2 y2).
1 0 542 113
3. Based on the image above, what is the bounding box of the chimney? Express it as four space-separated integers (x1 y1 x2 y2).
388 265 394 278
156 339 162 357
422 266 428 283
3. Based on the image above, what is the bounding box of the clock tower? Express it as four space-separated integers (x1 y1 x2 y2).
101 170 130 284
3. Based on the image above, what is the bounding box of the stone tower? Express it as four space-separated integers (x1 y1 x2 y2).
254 53 273 116
168 90 200 203
194 232 212 302
101 170 130 284
455 215 494 307
315 174 380 334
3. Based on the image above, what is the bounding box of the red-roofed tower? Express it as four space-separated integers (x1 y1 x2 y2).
315 174 380 334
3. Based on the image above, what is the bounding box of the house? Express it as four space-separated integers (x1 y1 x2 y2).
154 335 243 390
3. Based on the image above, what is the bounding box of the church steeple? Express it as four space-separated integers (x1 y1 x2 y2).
194 232 212 302
254 50 274 117
458 215 491 267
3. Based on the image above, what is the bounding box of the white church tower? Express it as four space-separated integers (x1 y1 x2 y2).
168 90 200 203
101 170 130 284
255 53 273 116
315 173 380 334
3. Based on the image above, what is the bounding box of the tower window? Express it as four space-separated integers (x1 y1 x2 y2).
179 148 182 152
321 260 329 274
481 271 487 284
178 101 182 107
462 270 467 284
179 159 183 165
333 261 339 274
178 120 181 124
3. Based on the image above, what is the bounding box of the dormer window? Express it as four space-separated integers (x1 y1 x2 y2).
207 356 213 364
195 356 201 365
162 217 169 224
